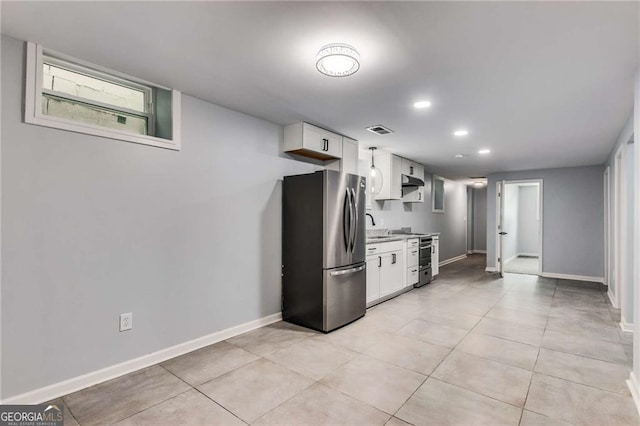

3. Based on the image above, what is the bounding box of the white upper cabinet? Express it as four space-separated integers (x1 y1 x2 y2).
374 151 402 200
402 186 425 203
340 137 359 175
401 158 424 181
284 122 343 160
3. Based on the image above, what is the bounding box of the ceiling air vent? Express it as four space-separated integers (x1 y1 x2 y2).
469 176 486 179
366 125 394 135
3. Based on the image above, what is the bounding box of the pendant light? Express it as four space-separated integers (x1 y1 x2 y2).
369 147 383 195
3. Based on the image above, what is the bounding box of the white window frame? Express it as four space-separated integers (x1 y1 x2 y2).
432 175 445 213
25 42 181 150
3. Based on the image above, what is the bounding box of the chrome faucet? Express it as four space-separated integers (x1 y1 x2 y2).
366 213 376 226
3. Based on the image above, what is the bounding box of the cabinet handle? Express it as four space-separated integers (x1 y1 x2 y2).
412 250 418 255
410 166 414 175
378 256 382 268
392 253 397 264
322 138 329 151
418 192 421 201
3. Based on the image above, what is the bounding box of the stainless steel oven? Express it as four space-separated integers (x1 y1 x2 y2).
415 236 432 288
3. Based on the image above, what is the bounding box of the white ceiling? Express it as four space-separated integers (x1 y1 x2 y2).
2 1 638 179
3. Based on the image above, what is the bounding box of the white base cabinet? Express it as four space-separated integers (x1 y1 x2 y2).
431 235 440 277
366 240 406 304
406 238 419 286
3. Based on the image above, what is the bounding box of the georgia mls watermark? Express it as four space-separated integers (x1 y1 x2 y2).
0 404 63 426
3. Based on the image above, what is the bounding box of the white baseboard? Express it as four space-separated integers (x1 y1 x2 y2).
620 320 634 333
0 312 283 405
439 254 467 267
540 272 604 283
472 249 486 254
608 289 620 308
628 372 640 416
485 266 498 272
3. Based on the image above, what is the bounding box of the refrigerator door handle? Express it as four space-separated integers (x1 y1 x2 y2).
329 264 366 276
343 188 350 251
350 187 357 254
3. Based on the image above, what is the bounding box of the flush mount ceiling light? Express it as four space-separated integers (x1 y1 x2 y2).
316 44 360 77
454 154 465 158
453 129 469 137
474 182 485 187
414 100 432 109
478 149 491 155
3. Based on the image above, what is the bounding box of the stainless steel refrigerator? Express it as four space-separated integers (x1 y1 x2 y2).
282 170 366 332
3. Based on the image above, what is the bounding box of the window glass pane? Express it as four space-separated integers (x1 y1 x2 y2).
433 178 445 211
42 94 147 135
42 62 146 112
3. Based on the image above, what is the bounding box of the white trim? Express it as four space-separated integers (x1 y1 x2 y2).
495 180 543 277
472 249 487 254
439 254 467 267
620 320 634 333
485 266 498 272
613 149 625 310
604 167 611 287
540 272 603 283
0 312 283 405
628 372 640 416
608 288 620 308
24 41 181 151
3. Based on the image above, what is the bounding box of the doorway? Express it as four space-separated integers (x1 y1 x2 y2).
496 180 543 276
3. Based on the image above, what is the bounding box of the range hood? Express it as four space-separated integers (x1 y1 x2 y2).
402 174 425 187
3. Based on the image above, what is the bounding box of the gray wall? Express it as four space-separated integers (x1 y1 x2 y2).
367 174 468 262
502 184 519 261
472 187 487 252
487 165 605 277
1 35 319 398
517 186 541 255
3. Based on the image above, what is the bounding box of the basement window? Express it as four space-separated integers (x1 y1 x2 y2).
24 42 181 150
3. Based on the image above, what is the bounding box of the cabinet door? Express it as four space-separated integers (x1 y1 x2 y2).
407 246 419 267
402 186 424 203
432 240 439 276
366 257 381 303
390 155 403 199
414 163 425 181
301 123 343 158
324 132 343 158
301 123 326 154
341 137 359 175
379 251 405 297
407 266 419 286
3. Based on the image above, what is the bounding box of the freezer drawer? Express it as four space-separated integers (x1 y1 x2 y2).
324 263 366 332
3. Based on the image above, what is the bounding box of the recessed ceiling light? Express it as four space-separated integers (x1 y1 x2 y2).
316 44 360 77
474 182 484 187
414 101 431 109
478 149 491 155
454 154 464 158
453 129 469 137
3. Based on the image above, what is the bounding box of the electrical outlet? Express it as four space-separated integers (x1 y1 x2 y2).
119 313 132 332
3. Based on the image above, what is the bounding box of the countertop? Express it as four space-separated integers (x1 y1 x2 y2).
365 232 440 244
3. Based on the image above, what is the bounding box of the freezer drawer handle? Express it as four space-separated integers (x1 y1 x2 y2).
330 265 366 276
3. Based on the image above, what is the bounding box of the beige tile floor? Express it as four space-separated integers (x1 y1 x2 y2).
55 255 639 425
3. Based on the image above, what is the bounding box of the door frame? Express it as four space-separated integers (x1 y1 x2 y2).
604 166 615 304
613 148 626 312
495 179 544 276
